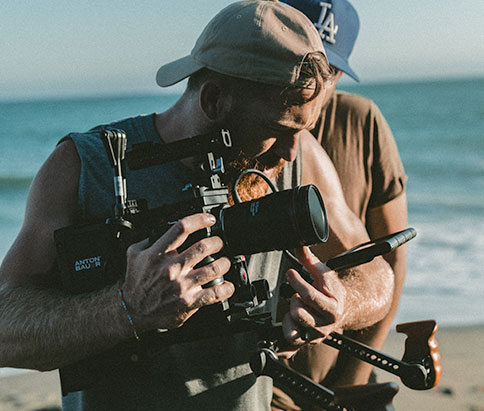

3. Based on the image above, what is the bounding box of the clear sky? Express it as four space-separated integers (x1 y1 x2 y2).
1 0 483 99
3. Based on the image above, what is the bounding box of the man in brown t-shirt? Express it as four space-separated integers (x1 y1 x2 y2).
274 0 408 408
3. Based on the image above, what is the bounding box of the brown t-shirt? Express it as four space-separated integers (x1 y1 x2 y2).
313 90 407 223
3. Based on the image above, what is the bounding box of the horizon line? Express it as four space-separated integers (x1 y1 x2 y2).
1 74 483 104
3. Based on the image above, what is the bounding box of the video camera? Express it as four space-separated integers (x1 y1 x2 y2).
54 127 329 394
53 128 441 406
55 127 329 329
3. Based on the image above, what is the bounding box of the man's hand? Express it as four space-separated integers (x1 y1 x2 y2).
121 213 234 331
280 247 346 357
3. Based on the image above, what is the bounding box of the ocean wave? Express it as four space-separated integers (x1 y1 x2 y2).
408 195 484 211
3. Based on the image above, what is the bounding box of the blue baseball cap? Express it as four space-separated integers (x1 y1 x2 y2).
281 0 360 81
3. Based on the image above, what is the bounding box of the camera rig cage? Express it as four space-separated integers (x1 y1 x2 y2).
55 128 329 325
55 127 330 393
54 129 441 409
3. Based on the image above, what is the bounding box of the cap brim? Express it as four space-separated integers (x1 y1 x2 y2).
325 49 359 82
156 55 204 87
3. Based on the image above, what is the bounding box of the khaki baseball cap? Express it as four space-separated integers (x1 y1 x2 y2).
156 0 326 88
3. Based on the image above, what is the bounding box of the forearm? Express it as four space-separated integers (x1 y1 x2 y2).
338 257 394 332
0 283 131 371
285 246 394 343
309 209 395 330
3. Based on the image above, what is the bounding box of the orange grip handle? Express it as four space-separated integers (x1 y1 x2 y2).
396 320 442 388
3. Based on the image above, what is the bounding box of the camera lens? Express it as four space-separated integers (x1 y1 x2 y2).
293 184 329 245
220 184 328 256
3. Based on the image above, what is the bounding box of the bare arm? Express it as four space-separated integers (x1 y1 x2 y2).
0 140 233 371
282 133 394 344
0 140 126 370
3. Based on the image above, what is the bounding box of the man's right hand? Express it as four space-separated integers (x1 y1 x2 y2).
121 213 234 331
0 142 234 370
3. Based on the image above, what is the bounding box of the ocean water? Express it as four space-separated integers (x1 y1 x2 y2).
0 77 483 339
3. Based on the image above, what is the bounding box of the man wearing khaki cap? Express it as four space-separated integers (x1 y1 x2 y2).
0 1 393 410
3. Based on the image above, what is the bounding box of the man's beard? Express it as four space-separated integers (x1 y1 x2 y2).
225 149 285 204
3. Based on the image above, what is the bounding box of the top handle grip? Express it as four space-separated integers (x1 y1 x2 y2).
326 228 417 271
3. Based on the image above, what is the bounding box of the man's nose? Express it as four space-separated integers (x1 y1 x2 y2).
273 134 299 162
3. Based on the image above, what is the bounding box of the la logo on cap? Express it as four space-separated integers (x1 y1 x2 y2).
315 2 338 44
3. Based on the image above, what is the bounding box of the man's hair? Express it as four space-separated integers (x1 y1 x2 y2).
329 65 342 76
187 51 335 105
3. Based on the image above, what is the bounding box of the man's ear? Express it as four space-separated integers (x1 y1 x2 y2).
199 81 232 122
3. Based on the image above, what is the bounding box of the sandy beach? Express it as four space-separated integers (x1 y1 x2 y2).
1 324 483 410
375 324 484 411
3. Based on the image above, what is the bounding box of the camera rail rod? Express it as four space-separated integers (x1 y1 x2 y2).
320 320 440 390
251 348 399 411
262 320 440 391
126 129 232 170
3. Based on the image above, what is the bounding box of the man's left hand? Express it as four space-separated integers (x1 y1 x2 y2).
279 247 346 358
